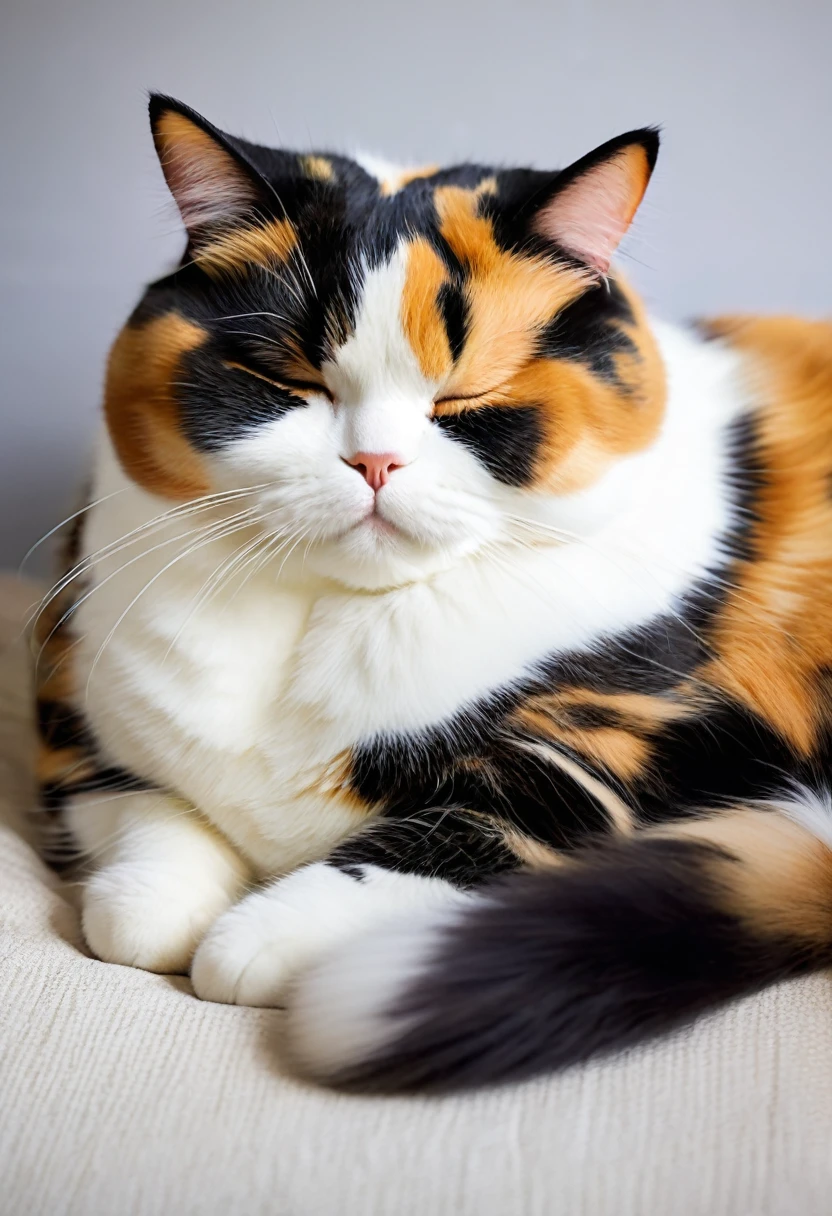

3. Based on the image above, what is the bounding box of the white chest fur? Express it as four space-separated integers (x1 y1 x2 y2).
71 323 747 875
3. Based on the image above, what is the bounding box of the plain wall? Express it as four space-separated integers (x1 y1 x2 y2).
2 0 830 570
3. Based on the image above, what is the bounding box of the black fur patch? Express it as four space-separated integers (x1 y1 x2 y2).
350 712 615 853
434 406 542 485
537 279 637 385
175 346 308 450
329 809 517 888
36 700 91 752
437 281 469 363
634 701 799 825
720 412 769 563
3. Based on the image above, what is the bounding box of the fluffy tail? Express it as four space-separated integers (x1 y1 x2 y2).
287 804 832 1092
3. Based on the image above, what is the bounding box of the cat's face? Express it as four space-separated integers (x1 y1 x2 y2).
105 97 665 590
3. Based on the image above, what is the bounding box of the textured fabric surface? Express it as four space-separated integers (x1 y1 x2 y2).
1 573 831 1216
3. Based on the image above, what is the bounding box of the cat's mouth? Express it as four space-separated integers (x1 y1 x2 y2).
340 499 402 540
360 512 398 537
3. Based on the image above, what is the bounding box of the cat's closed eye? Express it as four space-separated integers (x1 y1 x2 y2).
434 389 504 406
225 359 334 401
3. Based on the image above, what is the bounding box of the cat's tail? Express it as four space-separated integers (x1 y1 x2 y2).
287 797 832 1093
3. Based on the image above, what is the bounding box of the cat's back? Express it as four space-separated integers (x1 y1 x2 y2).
696 314 832 752
705 313 832 418
706 313 832 530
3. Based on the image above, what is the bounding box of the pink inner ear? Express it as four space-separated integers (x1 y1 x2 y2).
533 148 647 274
156 114 261 233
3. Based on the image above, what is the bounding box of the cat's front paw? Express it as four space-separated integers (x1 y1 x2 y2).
190 861 473 1008
190 863 365 1006
83 862 236 974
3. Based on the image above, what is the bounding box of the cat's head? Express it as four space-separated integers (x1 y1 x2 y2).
105 95 665 590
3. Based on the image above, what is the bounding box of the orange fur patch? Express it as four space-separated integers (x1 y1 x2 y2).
380 164 439 196
496 349 663 493
429 188 665 493
301 155 335 181
401 239 454 382
434 185 590 399
297 750 376 818
501 826 565 869
104 313 211 501
656 807 832 942
513 695 653 783
561 687 700 727
701 317 832 751
196 218 298 277
36 743 96 788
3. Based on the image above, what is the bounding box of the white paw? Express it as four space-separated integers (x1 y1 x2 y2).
191 862 471 1008
190 863 364 1006
82 862 236 974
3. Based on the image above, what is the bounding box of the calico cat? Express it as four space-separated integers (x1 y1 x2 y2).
33 94 832 1093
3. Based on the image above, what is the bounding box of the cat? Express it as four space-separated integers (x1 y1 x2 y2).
33 94 832 1094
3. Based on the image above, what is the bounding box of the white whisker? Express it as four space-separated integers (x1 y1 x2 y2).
19 489 128 571
29 484 269 637
34 507 259 674
82 515 263 699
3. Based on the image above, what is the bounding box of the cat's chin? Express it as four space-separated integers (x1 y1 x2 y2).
304 520 471 591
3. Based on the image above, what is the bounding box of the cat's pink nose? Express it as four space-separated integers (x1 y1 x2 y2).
345 451 406 492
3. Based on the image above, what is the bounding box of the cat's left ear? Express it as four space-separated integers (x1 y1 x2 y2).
531 129 659 274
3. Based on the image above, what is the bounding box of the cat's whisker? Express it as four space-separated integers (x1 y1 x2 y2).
19 489 128 572
233 525 307 595
506 511 759 616
32 509 259 685
272 530 310 584
33 502 261 658
28 483 269 635
82 515 264 699
208 310 293 326
161 526 279 658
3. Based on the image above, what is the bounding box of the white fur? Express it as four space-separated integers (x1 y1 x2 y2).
287 907 457 1080
767 785 832 851
353 152 408 190
191 861 470 1006
324 244 441 457
71 791 250 972
69 268 753 980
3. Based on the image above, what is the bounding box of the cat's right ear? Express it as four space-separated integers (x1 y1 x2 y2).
149 94 271 238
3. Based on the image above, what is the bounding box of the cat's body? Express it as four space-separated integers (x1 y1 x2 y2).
34 96 832 1092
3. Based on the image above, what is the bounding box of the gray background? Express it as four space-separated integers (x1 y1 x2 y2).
2 0 830 571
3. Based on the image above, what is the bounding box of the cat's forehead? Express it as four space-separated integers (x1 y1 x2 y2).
192 166 591 393
332 177 589 395
234 139 552 251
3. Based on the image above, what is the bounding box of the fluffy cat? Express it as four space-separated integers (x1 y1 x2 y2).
33 95 832 1093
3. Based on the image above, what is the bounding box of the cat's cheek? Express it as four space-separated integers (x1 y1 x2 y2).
190 861 469 1007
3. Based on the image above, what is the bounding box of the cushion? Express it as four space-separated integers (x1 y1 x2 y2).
1 573 830 1215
